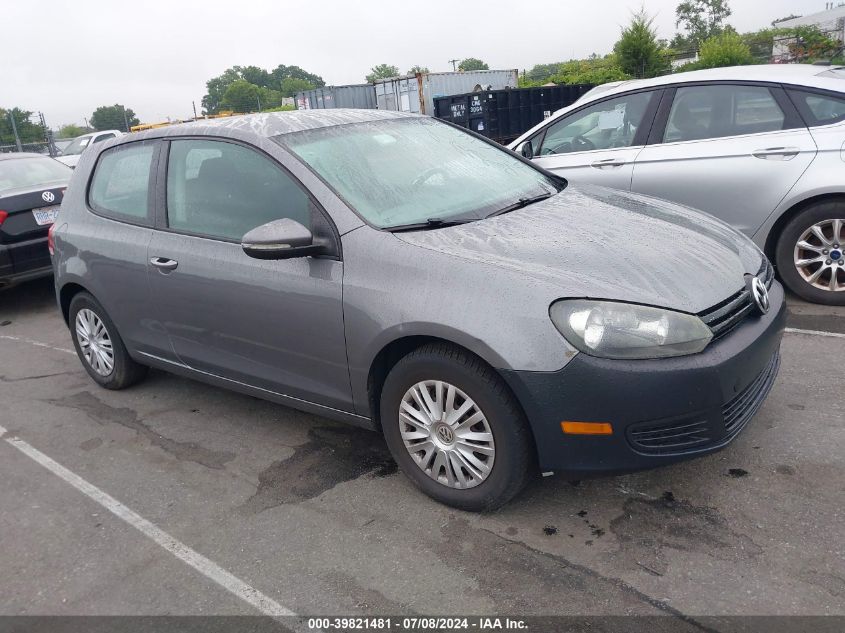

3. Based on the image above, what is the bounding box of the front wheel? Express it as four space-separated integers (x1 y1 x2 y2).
776 203 845 305
380 344 535 511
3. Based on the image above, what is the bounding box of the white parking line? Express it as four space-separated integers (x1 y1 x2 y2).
0 422 295 618
0 334 75 355
784 327 845 339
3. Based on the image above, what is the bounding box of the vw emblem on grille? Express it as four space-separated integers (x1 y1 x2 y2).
750 276 770 315
41 191 55 203
436 424 454 444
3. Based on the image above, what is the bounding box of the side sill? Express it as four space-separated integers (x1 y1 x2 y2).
136 351 376 431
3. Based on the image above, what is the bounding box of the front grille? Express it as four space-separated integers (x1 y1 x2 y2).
699 258 774 339
723 353 780 437
628 418 711 454
627 351 780 456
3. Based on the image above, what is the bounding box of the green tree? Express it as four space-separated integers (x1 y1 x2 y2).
366 64 400 83
58 123 88 138
458 57 489 71
202 64 324 114
270 64 324 88
675 0 732 48
697 30 752 68
219 80 283 113
782 25 842 62
0 107 47 145
550 56 630 85
202 67 243 114
525 63 564 83
614 10 672 78
279 77 315 98
239 65 270 87
90 104 139 131
407 65 430 75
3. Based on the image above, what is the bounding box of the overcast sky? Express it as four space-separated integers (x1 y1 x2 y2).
2 0 824 127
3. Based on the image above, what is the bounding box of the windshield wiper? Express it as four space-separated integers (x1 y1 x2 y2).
386 218 476 233
486 192 554 218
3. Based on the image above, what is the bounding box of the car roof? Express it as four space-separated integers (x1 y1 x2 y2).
578 64 845 103
134 109 422 141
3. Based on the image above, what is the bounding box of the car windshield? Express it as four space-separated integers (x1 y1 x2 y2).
61 135 93 156
0 156 71 192
279 118 560 229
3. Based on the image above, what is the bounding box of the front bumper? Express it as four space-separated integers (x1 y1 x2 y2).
502 281 787 476
0 236 52 286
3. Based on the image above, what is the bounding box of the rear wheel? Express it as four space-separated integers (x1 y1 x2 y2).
69 292 147 389
776 202 845 305
380 343 535 511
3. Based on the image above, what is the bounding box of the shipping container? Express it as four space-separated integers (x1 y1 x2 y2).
434 84 594 145
374 70 518 116
295 84 377 110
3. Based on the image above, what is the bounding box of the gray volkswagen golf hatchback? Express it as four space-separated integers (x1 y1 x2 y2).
51 110 785 510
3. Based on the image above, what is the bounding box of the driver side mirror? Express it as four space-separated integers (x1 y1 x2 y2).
516 141 534 160
241 218 324 260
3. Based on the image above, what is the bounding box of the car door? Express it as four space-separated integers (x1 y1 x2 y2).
631 83 817 237
146 137 353 411
83 140 168 359
527 90 661 190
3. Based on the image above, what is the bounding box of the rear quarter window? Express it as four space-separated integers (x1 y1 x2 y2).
88 141 156 224
788 88 845 126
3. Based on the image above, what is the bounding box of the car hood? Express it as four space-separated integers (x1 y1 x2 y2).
395 185 763 314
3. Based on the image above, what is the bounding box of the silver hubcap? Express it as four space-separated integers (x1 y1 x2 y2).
794 218 845 292
75 308 114 376
399 380 495 489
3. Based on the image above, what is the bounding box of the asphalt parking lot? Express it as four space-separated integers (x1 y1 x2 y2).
0 277 843 621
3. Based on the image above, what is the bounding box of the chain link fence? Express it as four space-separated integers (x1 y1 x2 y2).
0 138 72 156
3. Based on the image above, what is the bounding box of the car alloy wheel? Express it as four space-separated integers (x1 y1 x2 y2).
74 308 115 376
398 379 495 489
793 218 845 292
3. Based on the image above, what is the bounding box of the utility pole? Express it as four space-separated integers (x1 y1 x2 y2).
257 93 262 113
121 105 130 132
192 101 198 119
38 111 57 157
8 111 22 152
448 58 459 71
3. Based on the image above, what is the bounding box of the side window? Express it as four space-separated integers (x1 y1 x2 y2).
788 89 845 126
89 141 155 222
166 139 313 242
538 92 655 155
664 85 786 143
94 133 115 144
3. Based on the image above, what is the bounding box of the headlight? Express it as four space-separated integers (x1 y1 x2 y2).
550 300 712 359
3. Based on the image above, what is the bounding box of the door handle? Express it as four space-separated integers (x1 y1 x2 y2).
591 158 626 169
752 147 800 160
150 257 178 272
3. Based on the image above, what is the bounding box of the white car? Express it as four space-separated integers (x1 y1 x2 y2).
510 65 845 305
56 130 124 168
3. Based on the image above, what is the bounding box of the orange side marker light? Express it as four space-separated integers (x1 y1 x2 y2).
561 421 613 435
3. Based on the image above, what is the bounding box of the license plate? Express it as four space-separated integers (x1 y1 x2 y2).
32 206 60 226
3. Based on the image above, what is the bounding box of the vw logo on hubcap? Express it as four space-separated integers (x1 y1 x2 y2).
750 276 770 315
435 424 455 444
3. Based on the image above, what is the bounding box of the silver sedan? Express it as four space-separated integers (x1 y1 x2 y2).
511 64 845 305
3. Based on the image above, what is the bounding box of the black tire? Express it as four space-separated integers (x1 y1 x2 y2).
775 202 845 305
68 292 147 389
380 343 536 511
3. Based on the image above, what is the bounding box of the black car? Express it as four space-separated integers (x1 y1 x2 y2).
0 153 71 287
